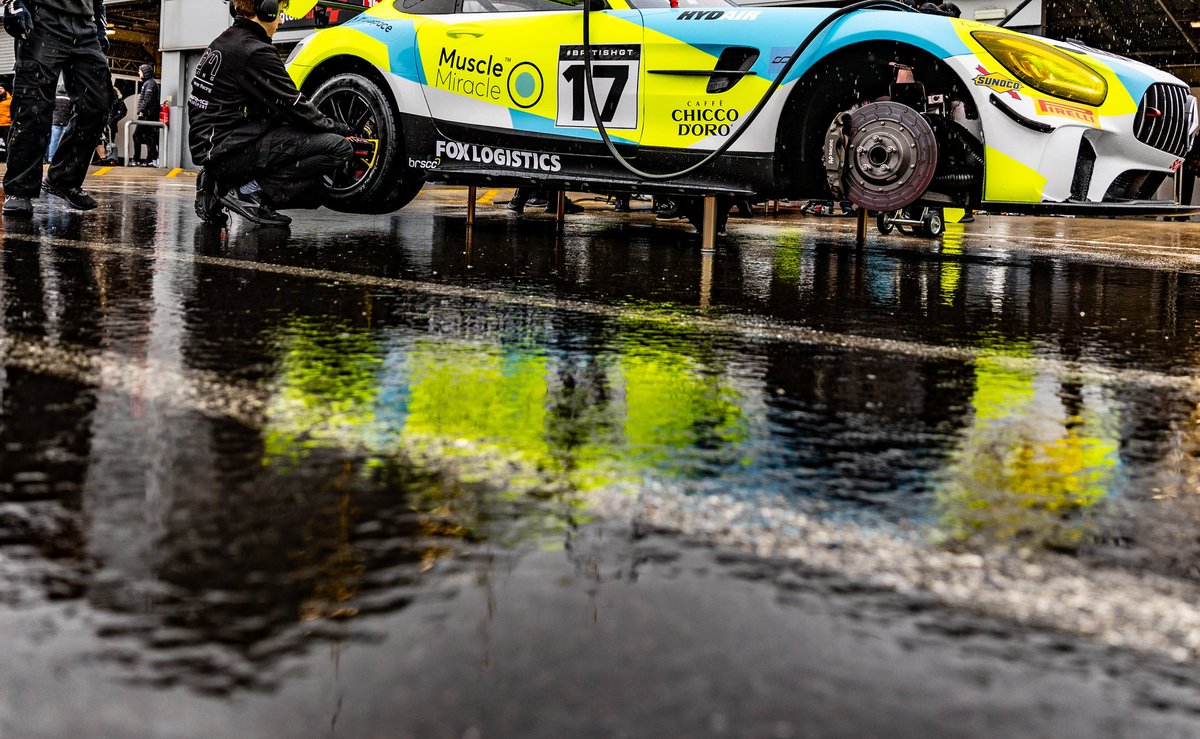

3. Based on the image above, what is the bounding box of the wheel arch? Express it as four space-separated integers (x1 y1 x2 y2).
299 55 399 108
772 40 980 197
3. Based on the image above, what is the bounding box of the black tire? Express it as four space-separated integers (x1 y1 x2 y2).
876 211 894 235
922 209 944 238
311 72 424 215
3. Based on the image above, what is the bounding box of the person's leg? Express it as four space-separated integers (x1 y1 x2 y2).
251 130 354 210
508 187 530 213
544 191 582 214
46 124 64 161
1180 172 1195 221
4 24 69 204
194 165 228 225
48 35 109 197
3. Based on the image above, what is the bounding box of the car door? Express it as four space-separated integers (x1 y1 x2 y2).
414 0 645 172
636 0 775 156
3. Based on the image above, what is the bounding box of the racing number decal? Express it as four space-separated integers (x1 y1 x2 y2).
556 44 640 130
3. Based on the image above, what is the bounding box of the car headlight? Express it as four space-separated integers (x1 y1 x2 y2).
972 31 1108 107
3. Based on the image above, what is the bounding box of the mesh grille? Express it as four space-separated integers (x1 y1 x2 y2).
1134 83 1192 157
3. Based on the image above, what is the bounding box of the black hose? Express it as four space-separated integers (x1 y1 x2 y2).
932 172 974 186
581 0 917 181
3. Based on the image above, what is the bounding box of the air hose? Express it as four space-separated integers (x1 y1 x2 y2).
580 0 918 181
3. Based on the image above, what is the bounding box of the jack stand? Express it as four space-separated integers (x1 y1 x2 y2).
555 191 566 227
856 207 867 244
466 185 476 226
701 194 718 253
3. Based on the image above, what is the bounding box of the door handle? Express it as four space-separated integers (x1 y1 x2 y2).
447 27 485 38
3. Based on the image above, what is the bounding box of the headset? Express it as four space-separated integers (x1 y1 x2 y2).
227 0 280 22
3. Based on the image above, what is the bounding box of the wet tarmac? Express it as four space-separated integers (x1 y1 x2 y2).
5 174 1200 737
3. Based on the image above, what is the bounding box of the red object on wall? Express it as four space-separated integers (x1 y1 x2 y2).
159 103 169 126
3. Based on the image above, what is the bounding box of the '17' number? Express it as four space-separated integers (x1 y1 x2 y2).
556 45 640 130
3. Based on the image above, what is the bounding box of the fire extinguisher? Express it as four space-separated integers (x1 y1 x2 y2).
159 96 170 126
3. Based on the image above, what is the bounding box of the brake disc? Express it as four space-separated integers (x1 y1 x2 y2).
843 101 938 211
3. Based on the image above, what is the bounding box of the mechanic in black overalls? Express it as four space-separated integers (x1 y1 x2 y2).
1 0 110 216
188 0 353 226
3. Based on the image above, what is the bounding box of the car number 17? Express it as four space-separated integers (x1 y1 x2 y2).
556 44 640 130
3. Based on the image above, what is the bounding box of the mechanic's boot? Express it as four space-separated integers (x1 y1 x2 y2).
219 188 291 226
41 183 97 211
3 195 32 217
194 169 228 226
548 199 583 215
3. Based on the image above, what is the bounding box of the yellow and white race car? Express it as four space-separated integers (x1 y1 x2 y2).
285 0 1198 226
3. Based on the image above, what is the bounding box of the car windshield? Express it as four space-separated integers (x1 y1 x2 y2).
626 0 734 8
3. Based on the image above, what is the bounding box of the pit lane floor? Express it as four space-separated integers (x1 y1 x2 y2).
5 172 1200 737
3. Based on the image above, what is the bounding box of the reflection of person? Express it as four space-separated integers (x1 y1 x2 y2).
188 0 354 226
131 63 159 166
2 0 111 216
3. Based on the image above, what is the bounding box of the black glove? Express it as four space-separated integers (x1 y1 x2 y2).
332 121 355 137
3 0 33 40
97 29 109 53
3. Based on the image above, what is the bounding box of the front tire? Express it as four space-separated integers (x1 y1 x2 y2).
311 72 423 214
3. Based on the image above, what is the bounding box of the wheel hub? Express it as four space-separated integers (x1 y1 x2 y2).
844 102 938 211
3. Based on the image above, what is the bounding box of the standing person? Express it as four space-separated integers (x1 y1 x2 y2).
0 82 11 161
1175 137 1200 222
1 0 111 216
131 63 159 166
45 85 70 162
188 0 354 226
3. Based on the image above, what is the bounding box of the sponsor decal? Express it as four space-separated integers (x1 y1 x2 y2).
1172 159 1184 172
672 99 740 137
676 9 760 20
768 46 796 75
973 65 1021 100
1035 98 1097 126
408 157 441 170
507 61 544 109
435 140 562 173
359 17 393 33
434 47 504 102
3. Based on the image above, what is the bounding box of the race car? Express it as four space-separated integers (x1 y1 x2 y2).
284 0 1199 227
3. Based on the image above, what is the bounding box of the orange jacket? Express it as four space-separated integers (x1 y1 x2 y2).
0 95 11 127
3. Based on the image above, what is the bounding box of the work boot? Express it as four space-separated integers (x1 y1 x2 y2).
2 194 32 216
42 183 98 211
194 169 228 226
219 188 291 226
548 198 583 215
612 195 630 213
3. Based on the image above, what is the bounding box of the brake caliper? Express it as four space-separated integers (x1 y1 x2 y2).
346 136 380 180
823 111 852 200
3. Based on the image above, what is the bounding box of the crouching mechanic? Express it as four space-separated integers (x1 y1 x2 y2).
188 0 353 226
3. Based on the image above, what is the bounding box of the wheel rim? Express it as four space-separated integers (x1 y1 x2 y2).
316 87 381 193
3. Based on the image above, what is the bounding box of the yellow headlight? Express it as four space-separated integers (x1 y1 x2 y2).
972 31 1108 107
